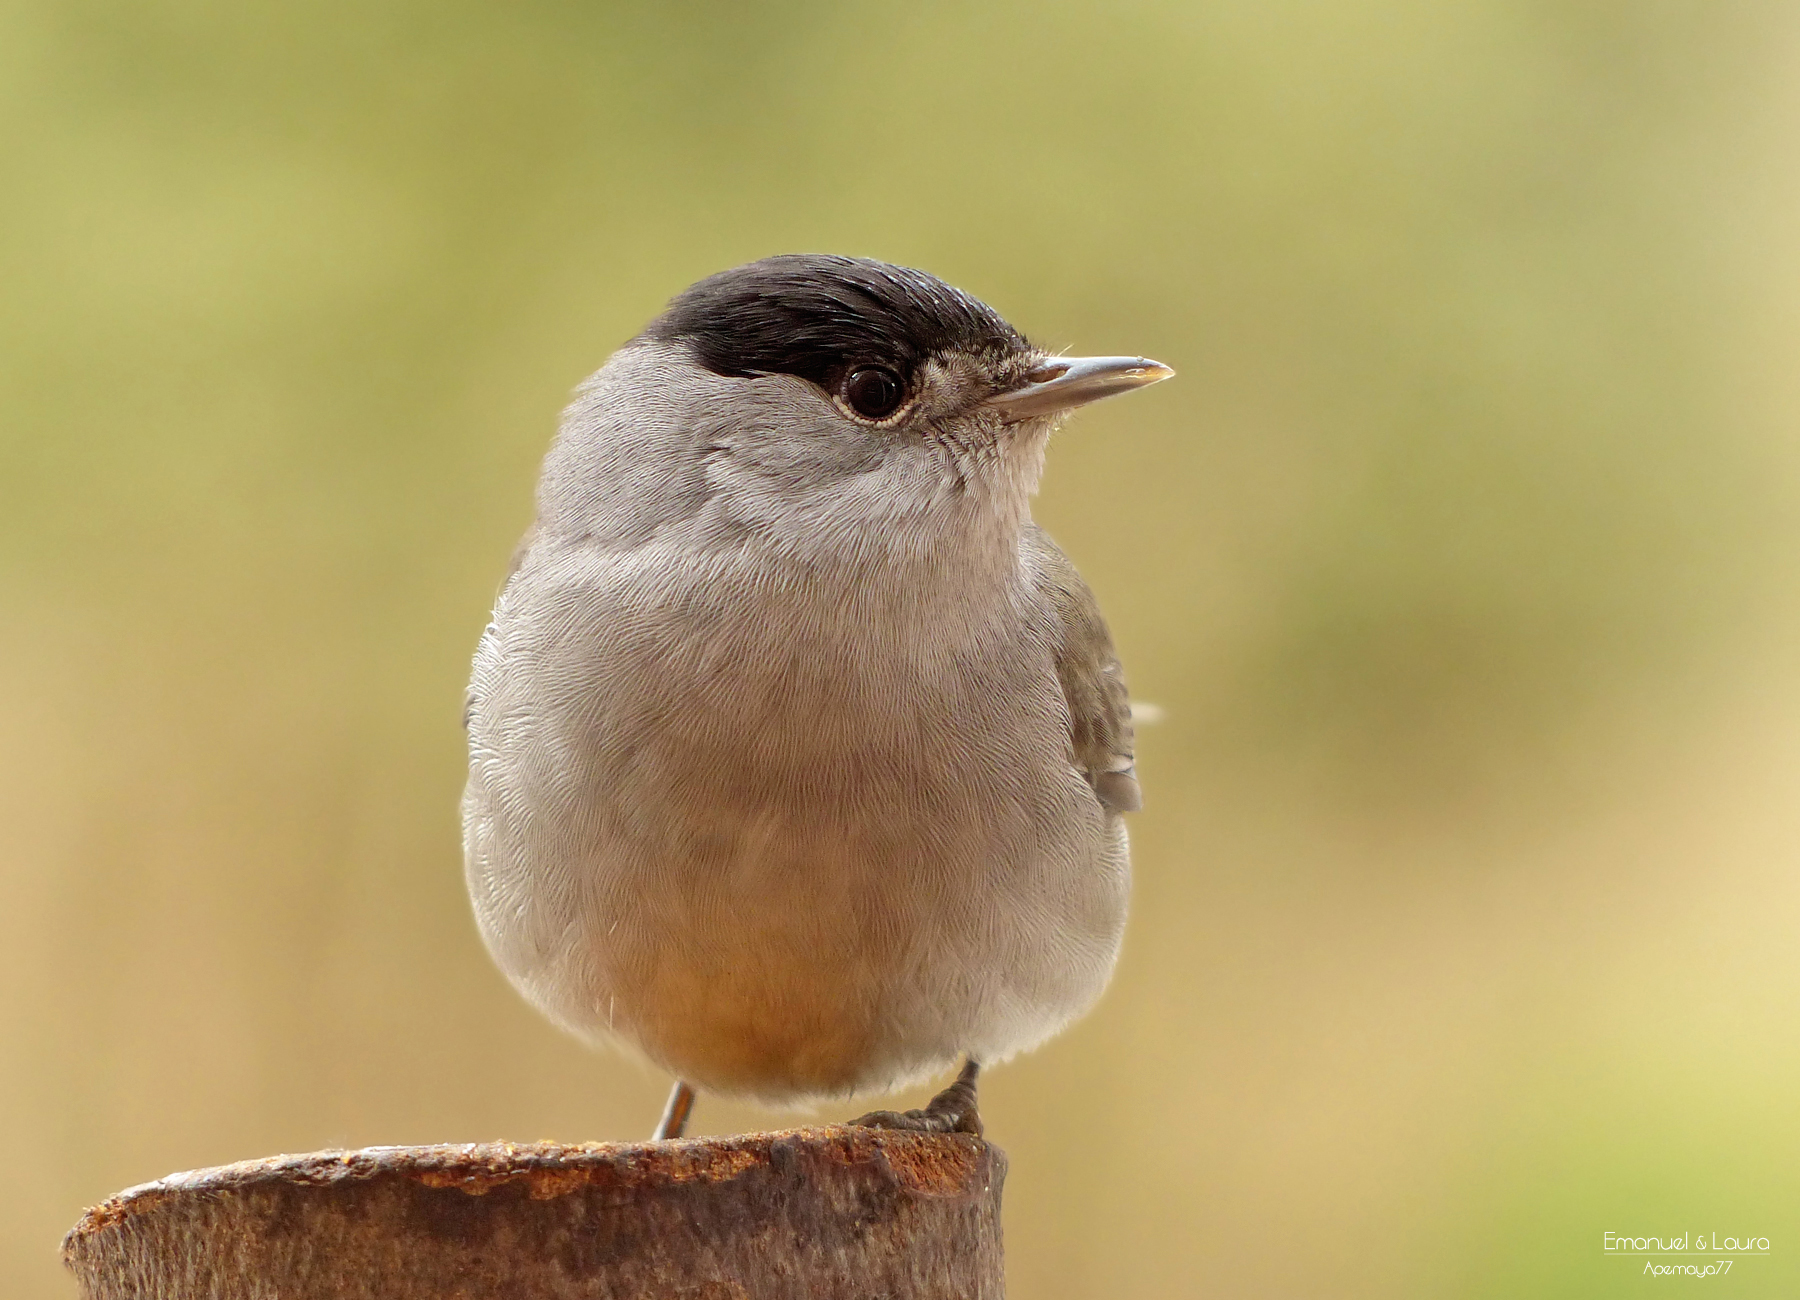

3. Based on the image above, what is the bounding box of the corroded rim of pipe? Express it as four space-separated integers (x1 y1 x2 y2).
65 1126 1000 1247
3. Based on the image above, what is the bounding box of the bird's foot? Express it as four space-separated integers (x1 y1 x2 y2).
851 1059 983 1137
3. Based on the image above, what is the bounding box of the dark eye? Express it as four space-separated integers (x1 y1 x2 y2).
843 367 905 419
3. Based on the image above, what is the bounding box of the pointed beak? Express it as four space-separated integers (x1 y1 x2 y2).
984 355 1175 422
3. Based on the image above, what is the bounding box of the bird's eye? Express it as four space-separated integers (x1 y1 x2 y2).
843 367 905 419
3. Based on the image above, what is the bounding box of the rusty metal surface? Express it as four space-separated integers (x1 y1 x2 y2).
64 1126 1006 1300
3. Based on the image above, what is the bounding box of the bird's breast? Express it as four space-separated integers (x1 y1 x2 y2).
463 531 1119 1099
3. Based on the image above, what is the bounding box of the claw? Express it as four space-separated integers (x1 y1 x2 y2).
851 1059 983 1137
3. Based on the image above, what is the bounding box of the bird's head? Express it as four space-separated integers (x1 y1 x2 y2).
541 255 1171 556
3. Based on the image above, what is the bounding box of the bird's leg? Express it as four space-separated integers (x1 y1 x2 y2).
652 1080 696 1140
851 1059 983 1137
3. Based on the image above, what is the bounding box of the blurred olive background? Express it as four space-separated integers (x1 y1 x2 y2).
6 1 1800 1295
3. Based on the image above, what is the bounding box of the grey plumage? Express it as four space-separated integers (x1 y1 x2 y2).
462 256 1169 1113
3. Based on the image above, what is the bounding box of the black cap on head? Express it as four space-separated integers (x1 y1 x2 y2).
643 255 1030 389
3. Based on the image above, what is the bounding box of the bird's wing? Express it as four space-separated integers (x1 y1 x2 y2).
1025 523 1141 814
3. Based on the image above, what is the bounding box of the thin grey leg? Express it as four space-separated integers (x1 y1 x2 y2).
653 1080 697 1140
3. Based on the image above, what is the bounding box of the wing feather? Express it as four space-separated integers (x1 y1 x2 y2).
1025 524 1141 814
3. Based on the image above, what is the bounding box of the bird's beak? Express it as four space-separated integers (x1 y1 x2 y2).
983 355 1175 422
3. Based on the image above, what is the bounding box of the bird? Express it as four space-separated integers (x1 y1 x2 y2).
462 254 1172 1140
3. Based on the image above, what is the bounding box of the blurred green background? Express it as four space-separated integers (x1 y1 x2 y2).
5 1 1799 1295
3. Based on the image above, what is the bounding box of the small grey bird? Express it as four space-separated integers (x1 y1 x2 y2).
463 255 1171 1139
